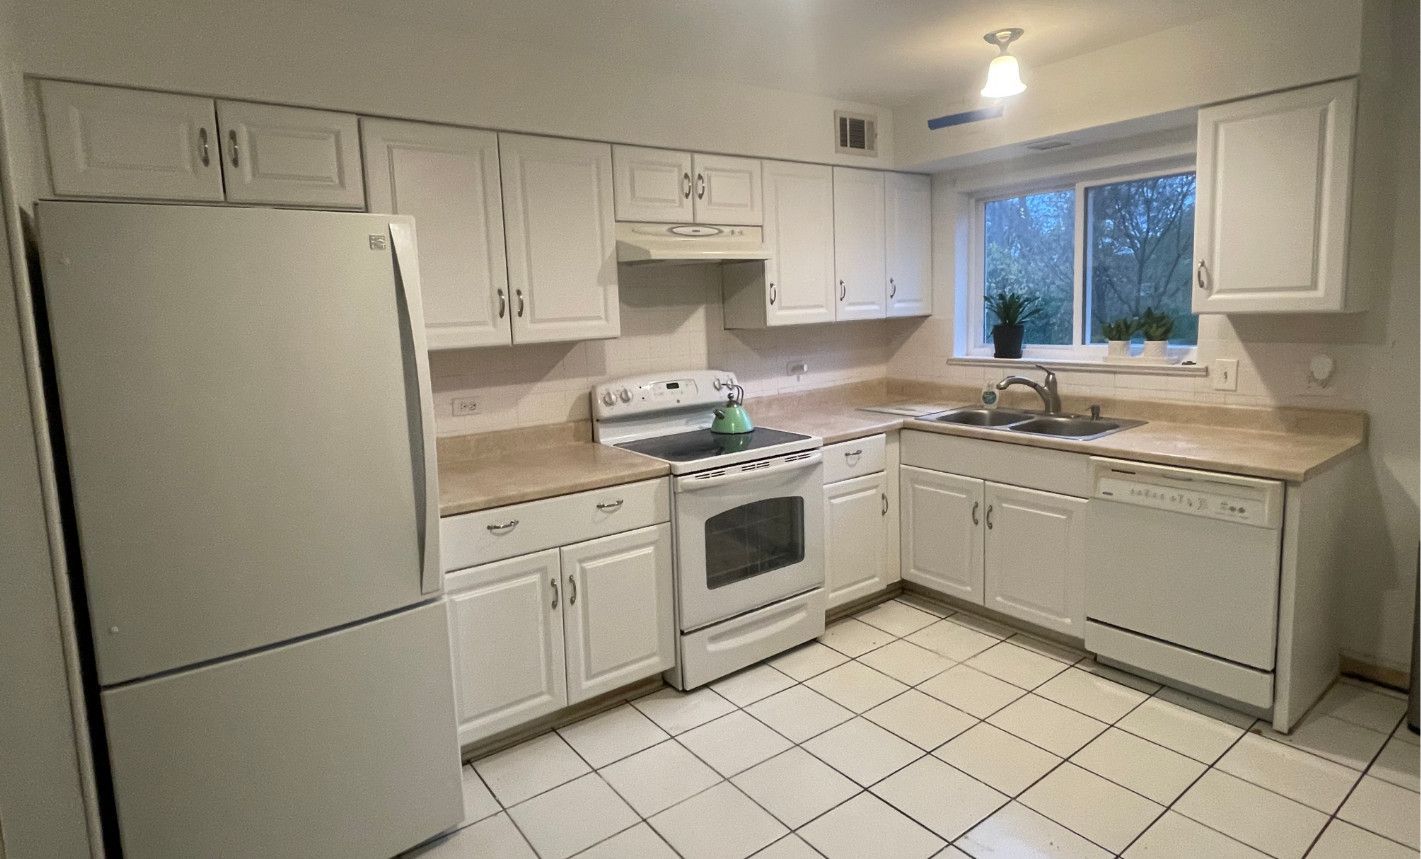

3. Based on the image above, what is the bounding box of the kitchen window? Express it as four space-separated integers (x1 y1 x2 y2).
967 167 1198 357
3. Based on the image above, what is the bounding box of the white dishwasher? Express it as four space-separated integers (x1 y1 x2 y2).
1084 457 1285 709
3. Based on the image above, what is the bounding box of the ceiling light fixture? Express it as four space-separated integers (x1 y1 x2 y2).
980 28 1026 99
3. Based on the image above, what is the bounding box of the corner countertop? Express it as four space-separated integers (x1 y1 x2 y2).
438 443 668 517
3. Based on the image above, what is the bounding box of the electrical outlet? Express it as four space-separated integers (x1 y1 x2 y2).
1211 358 1239 391
789 361 809 377
452 397 479 416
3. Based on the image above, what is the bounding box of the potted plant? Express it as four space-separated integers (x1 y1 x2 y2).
1101 316 1137 360
984 290 1040 360
1138 308 1174 361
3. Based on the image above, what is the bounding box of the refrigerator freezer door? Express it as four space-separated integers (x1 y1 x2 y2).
36 202 438 684
101 600 462 858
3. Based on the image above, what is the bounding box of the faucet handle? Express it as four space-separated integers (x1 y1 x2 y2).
1032 363 1056 382
1088 404 1102 421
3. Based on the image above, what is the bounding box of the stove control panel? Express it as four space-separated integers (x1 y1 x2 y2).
591 370 737 420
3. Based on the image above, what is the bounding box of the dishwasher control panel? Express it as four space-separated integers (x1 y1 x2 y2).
1089 457 1284 529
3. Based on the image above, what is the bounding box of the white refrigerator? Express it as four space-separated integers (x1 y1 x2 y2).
35 201 463 857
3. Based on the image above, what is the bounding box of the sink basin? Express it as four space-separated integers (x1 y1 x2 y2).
1008 415 1137 440
931 408 1035 427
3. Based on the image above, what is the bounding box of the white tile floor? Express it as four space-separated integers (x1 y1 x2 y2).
410 596 1421 859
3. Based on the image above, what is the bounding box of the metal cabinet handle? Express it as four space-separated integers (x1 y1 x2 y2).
197 128 210 166
985 504 994 530
768 283 776 305
971 501 980 525
695 173 705 199
839 280 846 301
1197 259 1210 291
889 277 897 298
596 499 623 512
568 574 577 605
550 577 559 609
496 288 507 319
681 172 692 199
516 289 525 317
228 129 239 167
844 449 863 463
486 519 519 534
881 493 888 516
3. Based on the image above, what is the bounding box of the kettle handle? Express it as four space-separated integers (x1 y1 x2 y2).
729 383 746 405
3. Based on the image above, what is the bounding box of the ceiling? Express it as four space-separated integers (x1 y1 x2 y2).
299 0 1246 107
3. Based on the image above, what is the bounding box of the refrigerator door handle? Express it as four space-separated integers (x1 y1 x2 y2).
388 221 441 595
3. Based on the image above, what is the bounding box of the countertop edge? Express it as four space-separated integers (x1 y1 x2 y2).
439 464 670 517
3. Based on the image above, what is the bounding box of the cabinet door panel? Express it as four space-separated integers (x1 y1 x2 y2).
561 524 674 703
362 119 510 349
900 466 984 602
613 146 693 223
217 101 364 208
983 483 1086 637
501 134 620 344
885 172 932 317
39 80 223 202
693 154 762 225
1194 79 1355 313
764 160 836 326
825 472 889 610
446 549 565 745
833 167 887 320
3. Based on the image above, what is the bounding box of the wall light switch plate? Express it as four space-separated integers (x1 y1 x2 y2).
452 397 479 416
1211 358 1239 391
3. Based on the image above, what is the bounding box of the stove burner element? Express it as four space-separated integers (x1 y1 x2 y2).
616 427 811 463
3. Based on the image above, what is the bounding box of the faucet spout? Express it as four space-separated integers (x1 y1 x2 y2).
995 364 1062 414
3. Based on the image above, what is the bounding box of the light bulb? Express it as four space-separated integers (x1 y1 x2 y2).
981 53 1026 98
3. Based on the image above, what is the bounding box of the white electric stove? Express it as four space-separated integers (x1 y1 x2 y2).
593 371 826 689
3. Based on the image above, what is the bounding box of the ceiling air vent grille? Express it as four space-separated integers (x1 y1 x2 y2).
835 111 878 157
1025 139 1072 152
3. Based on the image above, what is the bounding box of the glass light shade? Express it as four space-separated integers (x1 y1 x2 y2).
981 54 1026 98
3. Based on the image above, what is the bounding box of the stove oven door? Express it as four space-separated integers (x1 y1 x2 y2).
673 450 825 631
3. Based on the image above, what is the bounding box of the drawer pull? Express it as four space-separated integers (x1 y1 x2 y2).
595 499 624 512
844 449 863 463
486 519 519 534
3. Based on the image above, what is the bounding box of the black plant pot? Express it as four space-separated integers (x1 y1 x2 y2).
992 323 1025 359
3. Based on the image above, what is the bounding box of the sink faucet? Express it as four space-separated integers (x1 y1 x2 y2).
996 364 1062 414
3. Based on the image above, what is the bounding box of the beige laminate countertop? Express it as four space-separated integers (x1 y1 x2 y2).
438 443 668 517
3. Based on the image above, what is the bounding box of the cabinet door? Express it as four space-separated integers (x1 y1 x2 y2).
1193 79 1356 313
362 119 511 349
885 172 932 318
983 483 1086 637
216 101 364 208
900 466 984 602
693 154 762 225
763 160 836 326
613 146 693 223
833 167 887 320
561 524 674 704
445 549 566 745
39 80 223 202
825 473 890 610
500 134 621 344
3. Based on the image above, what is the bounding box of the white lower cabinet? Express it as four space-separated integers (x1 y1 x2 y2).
445 522 673 746
824 472 891 610
901 463 1087 638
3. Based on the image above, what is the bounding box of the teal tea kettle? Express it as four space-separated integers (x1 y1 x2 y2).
710 384 755 434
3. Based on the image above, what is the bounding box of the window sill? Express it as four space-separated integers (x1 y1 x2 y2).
947 355 1208 377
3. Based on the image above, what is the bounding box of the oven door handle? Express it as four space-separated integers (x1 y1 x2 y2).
674 451 822 492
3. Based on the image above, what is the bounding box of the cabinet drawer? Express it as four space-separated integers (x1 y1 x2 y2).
441 478 670 571
822 434 886 484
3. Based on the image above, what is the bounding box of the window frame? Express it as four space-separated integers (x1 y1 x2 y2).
964 160 1198 361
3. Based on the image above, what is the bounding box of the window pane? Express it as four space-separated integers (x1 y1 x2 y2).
982 189 1075 345
1085 173 1198 344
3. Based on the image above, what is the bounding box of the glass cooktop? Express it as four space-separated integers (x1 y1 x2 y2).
616 427 812 463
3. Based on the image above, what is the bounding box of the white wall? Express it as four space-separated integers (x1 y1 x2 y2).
14 0 893 171
893 0 1363 171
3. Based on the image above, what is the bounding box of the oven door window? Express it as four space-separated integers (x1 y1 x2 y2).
704 496 806 589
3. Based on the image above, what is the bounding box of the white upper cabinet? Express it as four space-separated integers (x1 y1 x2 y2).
900 466 984 602
217 101 365 209
362 119 511 349
833 167 888 320
1193 79 1357 314
39 80 224 202
982 483 1086 638
612 146 693 222
693 154 762 225
885 172 932 318
500 134 621 344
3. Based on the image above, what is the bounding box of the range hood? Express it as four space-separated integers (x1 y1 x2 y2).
615 222 769 265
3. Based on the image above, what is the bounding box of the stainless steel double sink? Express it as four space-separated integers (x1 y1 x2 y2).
925 407 1145 441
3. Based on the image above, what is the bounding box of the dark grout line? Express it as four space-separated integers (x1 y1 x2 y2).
1298 710 1417 858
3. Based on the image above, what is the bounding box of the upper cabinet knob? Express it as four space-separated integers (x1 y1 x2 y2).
618 388 632 403
601 391 615 406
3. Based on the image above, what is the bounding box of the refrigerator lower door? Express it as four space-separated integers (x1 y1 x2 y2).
101 601 462 859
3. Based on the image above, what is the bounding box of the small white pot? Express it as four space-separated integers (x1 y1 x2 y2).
1141 340 1169 361
1106 340 1130 360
